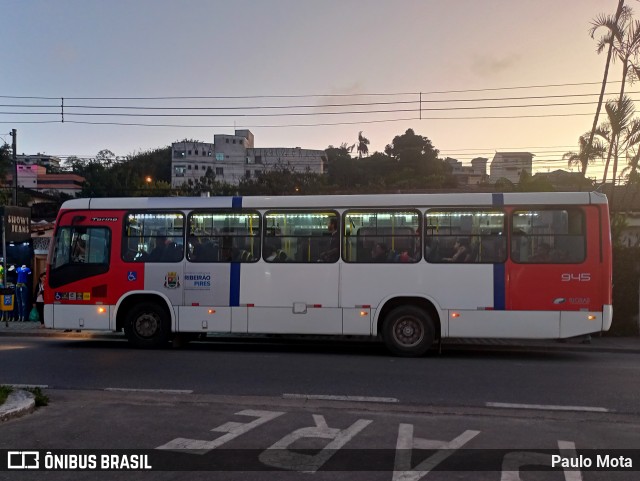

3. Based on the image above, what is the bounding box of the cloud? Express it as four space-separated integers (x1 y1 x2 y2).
470 53 522 76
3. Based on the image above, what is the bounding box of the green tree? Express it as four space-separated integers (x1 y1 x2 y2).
602 96 636 202
325 144 357 188
590 6 640 184
563 133 606 175
238 162 323 196
0 143 11 205
586 0 626 179
385 129 444 176
516 170 555 192
178 166 233 197
356 131 370 158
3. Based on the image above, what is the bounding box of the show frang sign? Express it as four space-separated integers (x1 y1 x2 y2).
1 207 31 243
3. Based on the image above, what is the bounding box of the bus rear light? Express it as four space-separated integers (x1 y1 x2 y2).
451 312 460 318
97 307 107 314
208 309 216 315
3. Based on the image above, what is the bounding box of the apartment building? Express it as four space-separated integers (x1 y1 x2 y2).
171 129 326 187
489 152 533 183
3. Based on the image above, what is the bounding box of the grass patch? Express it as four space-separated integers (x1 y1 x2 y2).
0 385 13 405
24 387 49 407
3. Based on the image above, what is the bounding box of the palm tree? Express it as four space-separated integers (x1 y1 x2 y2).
621 118 640 180
563 133 606 174
587 0 627 179
357 131 370 158
590 6 640 185
603 96 636 189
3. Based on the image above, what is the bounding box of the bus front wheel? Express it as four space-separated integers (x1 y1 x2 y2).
124 302 171 348
382 306 434 357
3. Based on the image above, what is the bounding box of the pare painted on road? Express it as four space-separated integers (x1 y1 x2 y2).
153 409 628 478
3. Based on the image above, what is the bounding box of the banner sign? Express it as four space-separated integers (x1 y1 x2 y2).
1 206 31 243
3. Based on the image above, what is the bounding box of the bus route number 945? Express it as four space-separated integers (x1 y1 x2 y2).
561 273 591 282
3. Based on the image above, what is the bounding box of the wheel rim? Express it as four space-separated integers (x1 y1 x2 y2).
134 311 161 338
392 316 424 348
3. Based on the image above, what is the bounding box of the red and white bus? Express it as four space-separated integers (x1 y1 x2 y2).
44 192 612 356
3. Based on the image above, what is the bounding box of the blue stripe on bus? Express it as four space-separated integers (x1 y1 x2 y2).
230 196 242 306
493 263 506 310
230 263 241 307
492 193 505 309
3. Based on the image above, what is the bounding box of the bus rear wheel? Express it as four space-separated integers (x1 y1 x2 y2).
382 306 434 357
124 301 171 349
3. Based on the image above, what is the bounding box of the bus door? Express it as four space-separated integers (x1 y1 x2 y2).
48 211 119 330
507 206 604 337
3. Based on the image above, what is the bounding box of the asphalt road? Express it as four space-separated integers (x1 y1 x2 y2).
1 336 639 480
1 335 639 415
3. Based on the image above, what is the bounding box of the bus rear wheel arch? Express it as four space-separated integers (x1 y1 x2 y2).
382 305 436 357
124 301 171 349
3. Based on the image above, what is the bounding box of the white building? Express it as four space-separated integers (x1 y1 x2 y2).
444 157 489 186
489 152 533 183
171 129 326 187
17 154 61 169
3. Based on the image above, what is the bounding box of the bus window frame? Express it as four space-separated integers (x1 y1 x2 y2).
342 208 422 263
49 225 112 289
187 209 261 263
424 208 507 264
122 210 186 263
510 207 587 265
263 209 340 264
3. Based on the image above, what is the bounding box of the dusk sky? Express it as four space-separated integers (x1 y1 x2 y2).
0 0 629 180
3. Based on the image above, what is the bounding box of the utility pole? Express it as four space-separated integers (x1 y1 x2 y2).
10 129 17 206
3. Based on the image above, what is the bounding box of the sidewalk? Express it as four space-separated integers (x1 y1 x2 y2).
1 320 639 353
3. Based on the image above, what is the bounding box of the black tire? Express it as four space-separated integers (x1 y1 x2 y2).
382 306 435 357
124 301 171 348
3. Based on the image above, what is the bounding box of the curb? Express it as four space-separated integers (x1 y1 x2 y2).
0 390 35 422
441 341 640 355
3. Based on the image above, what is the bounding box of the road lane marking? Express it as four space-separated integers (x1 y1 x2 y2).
5 384 49 389
283 393 399 403
486 402 609 413
105 388 193 394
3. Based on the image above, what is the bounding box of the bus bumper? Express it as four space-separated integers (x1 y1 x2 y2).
602 304 613 331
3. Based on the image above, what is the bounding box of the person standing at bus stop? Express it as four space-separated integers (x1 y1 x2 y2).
34 271 46 328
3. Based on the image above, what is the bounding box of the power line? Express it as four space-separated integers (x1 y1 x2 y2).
0 90 636 110
0 80 622 101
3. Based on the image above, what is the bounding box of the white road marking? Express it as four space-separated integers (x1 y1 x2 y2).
486 402 609 413
6 383 49 389
283 393 399 403
105 388 193 394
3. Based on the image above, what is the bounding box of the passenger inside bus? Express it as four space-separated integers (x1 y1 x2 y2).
319 218 339 262
530 242 552 262
371 243 389 262
72 236 87 263
149 236 182 262
443 237 472 262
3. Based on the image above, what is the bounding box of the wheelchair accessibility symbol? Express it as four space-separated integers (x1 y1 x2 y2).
127 272 137 282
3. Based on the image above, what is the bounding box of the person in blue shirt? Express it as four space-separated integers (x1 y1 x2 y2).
15 265 31 322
